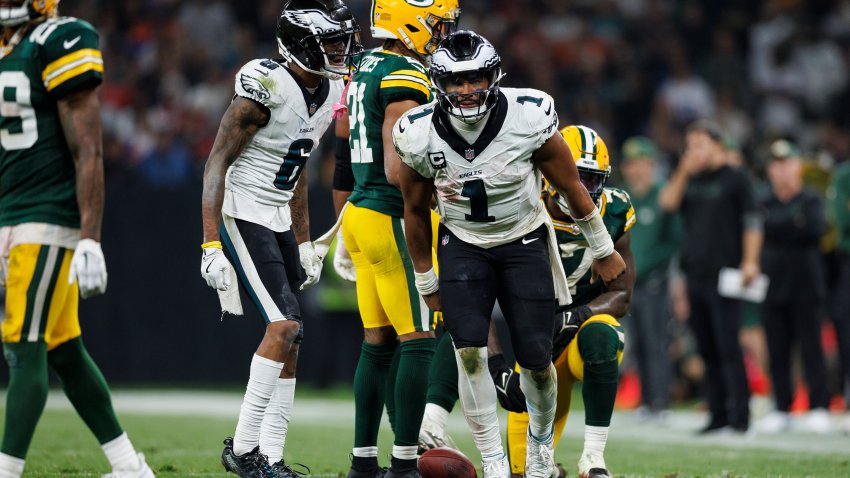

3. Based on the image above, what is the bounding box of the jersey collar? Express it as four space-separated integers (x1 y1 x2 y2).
432 92 508 163
283 64 330 117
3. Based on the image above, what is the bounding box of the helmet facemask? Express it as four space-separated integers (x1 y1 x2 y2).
278 3 363 80
430 31 503 124
547 167 610 217
0 0 58 28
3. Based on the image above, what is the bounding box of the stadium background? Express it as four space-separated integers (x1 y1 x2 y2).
2 0 848 405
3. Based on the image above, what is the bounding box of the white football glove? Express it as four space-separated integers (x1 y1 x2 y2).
201 247 233 291
299 241 323 290
333 232 356 282
68 238 108 298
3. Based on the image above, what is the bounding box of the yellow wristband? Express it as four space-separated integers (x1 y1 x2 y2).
201 241 222 250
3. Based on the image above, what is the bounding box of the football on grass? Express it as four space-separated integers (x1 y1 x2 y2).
419 448 477 478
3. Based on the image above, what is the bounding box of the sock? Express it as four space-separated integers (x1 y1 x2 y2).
426 333 459 413
101 432 141 471
0 453 24 478
353 341 397 455
421 402 450 435
582 425 609 457
47 338 123 443
579 322 620 427
385 343 401 434
456 347 503 457
233 354 284 456
1 342 49 459
520 362 557 442
260 378 295 464
393 338 435 449
390 448 417 471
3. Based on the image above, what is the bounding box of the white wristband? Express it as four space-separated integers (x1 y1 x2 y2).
575 207 615 259
414 267 439 295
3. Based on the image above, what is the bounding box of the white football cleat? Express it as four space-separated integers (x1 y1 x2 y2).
417 423 458 454
754 411 791 434
578 451 611 478
101 452 155 478
525 431 557 478
481 453 510 478
799 409 832 434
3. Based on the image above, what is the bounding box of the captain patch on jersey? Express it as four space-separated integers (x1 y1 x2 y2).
393 87 559 247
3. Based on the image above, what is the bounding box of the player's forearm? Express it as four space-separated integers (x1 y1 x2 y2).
403 207 433 272
58 88 104 241
333 189 351 217
201 155 228 242
290 169 311 244
587 290 631 319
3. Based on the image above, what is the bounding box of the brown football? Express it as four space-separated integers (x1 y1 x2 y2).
419 448 477 478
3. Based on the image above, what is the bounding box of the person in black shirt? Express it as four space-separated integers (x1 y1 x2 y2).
659 120 763 434
754 140 831 434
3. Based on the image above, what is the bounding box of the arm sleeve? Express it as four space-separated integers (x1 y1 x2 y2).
333 136 354 191
41 20 103 98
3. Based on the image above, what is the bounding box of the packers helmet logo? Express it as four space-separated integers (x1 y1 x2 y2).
405 0 435 6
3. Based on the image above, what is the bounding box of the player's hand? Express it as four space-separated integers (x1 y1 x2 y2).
740 260 760 287
68 238 108 298
591 250 626 284
333 235 356 282
422 290 441 311
552 305 592 357
299 242 323 290
488 353 527 413
201 247 232 291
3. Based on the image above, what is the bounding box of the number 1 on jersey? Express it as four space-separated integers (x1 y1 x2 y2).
461 179 495 222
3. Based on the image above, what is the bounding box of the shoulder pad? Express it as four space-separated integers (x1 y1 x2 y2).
235 59 286 108
505 88 559 148
29 17 96 45
393 103 437 177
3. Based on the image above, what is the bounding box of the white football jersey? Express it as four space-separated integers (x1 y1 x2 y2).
223 58 343 232
394 88 560 247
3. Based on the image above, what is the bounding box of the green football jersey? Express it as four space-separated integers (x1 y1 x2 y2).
552 187 636 306
0 17 103 228
346 49 432 217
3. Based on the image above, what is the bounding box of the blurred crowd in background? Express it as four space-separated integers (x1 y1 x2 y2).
56 0 850 425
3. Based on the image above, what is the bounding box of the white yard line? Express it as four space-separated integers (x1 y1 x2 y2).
15 390 850 456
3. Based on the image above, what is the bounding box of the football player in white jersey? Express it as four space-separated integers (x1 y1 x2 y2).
393 31 626 478
200 1 359 477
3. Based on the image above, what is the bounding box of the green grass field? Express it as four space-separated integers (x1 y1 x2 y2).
2 389 849 477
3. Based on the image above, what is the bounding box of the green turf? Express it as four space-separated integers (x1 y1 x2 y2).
2 394 849 477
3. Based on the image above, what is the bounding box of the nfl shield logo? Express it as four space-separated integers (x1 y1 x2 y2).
441 234 450 246
464 148 475 161
309 102 318 115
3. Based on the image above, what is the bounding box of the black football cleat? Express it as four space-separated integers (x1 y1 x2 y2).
384 470 420 478
271 460 309 478
346 466 388 478
580 468 612 478
221 437 279 478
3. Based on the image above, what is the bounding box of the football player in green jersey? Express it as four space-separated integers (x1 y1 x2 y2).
493 125 635 478
331 0 459 476
0 1 154 477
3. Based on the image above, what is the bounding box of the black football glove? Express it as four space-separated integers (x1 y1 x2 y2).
552 305 593 359
488 353 527 413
